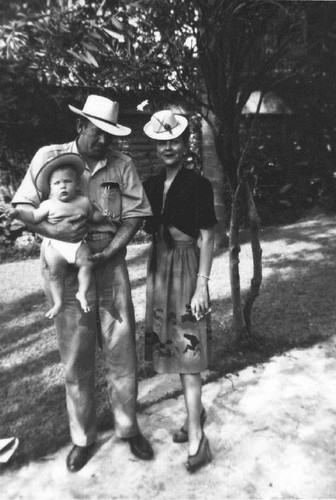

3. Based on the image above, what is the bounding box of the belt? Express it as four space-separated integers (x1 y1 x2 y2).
86 232 114 241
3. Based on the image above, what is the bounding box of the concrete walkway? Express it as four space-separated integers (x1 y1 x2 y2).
2 335 336 499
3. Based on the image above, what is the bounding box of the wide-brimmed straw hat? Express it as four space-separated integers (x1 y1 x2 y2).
143 110 188 140
69 95 131 136
34 153 85 194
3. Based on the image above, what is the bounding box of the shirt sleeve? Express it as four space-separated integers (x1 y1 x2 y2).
120 159 152 219
197 177 218 229
11 149 45 208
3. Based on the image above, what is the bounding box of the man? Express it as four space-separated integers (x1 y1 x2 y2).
12 95 154 472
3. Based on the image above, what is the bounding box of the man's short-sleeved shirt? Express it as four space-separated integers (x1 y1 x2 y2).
12 140 152 233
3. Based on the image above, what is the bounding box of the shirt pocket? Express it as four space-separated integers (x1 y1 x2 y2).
101 182 122 221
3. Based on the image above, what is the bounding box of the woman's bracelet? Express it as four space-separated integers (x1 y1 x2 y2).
197 273 210 280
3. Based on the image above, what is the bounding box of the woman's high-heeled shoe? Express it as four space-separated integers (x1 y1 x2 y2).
172 408 207 443
185 433 212 473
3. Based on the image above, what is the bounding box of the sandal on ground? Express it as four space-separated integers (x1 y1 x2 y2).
185 433 212 473
172 408 207 443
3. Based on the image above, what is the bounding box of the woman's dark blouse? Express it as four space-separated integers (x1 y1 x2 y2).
143 167 218 238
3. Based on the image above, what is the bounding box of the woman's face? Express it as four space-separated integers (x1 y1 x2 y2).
156 137 187 168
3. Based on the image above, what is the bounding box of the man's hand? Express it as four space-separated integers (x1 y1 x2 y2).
12 204 88 242
53 214 88 242
89 217 142 265
89 244 115 264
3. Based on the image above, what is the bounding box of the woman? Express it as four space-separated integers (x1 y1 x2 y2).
143 110 217 472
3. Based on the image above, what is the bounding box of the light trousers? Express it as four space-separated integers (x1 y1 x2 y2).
41 237 139 446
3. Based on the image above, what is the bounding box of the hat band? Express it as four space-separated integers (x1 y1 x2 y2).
153 115 179 134
84 112 118 127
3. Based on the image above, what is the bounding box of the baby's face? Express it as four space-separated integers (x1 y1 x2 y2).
49 166 78 202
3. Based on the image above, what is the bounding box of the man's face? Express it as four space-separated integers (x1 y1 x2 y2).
77 121 112 160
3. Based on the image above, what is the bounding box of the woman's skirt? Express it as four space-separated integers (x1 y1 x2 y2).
145 237 211 374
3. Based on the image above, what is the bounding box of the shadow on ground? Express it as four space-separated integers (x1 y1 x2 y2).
1 215 336 470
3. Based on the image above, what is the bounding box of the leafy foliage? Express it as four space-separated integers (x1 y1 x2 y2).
1 1 336 192
0 2 307 178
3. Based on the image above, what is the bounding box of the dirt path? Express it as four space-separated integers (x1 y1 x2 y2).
2 214 336 499
2 337 336 499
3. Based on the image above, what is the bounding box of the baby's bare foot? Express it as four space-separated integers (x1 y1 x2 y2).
45 303 62 319
76 292 91 313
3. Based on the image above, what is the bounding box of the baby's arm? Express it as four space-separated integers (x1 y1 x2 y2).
6 201 50 224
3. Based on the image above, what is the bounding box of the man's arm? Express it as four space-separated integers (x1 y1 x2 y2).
13 203 88 242
90 217 142 263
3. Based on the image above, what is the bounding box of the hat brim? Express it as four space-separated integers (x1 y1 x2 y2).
143 115 188 140
69 105 131 137
34 153 85 194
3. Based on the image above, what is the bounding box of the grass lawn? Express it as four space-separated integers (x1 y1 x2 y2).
1 212 336 468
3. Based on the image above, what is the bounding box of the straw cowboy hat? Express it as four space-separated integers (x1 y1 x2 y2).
69 95 131 136
34 153 85 194
143 110 188 140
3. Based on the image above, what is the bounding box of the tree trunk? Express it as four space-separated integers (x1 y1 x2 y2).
214 125 238 193
243 183 263 333
229 181 247 341
201 116 228 248
208 111 262 340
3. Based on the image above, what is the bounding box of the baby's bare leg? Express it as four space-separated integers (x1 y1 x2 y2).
75 242 94 313
44 244 68 319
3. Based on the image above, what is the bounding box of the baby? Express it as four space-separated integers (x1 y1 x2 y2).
6 153 105 319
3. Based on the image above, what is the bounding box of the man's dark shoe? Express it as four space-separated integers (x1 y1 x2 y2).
66 444 95 472
127 434 154 460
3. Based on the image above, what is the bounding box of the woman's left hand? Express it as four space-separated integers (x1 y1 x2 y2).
190 282 209 318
